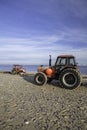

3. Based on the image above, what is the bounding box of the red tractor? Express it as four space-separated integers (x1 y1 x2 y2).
11 64 26 75
34 55 82 89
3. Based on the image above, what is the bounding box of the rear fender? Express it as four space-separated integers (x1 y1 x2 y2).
59 66 77 74
63 66 76 70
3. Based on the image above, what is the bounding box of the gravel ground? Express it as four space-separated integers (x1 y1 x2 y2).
0 73 87 130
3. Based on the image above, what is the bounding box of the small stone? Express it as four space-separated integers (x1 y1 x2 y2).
80 107 84 110
64 116 69 119
81 119 86 123
25 121 29 124
0 120 5 125
24 119 29 124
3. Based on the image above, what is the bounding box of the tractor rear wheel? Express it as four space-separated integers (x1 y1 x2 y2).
34 72 47 85
59 69 82 89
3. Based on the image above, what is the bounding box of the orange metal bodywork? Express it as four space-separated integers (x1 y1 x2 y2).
45 68 55 77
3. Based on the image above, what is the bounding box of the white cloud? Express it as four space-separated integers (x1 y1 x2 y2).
0 28 87 65
57 27 87 43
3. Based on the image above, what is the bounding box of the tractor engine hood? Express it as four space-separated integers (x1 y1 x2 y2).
45 67 55 77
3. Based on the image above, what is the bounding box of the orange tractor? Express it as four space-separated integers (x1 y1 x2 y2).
34 55 82 89
11 64 26 75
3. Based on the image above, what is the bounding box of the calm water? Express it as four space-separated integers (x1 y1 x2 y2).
0 65 87 75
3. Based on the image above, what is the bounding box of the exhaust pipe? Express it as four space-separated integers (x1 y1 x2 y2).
49 55 52 67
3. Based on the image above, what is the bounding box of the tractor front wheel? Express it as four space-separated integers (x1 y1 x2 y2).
59 69 82 89
34 72 47 85
11 70 17 74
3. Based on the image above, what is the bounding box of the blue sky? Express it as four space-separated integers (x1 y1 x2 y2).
0 0 87 65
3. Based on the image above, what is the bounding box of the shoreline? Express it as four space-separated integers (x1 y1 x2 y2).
0 70 87 80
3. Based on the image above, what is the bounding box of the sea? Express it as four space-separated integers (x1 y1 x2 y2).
0 65 87 75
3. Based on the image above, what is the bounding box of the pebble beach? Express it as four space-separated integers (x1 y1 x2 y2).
0 73 87 130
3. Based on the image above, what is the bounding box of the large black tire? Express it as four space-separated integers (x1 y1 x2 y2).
11 70 17 74
59 69 82 89
19 72 25 76
34 72 47 85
